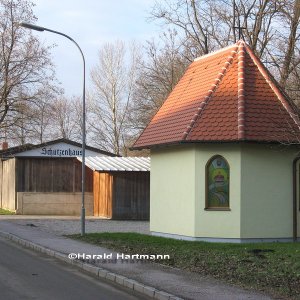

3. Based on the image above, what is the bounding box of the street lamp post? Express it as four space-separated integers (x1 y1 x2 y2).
19 22 86 236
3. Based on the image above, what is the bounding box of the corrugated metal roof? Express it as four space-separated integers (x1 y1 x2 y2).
78 156 150 171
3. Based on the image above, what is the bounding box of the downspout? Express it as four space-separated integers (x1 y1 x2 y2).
293 157 300 242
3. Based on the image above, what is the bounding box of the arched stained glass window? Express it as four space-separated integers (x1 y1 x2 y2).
206 155 230 208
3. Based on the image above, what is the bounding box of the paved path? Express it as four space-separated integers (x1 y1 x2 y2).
0 217 274 300
0 216 149 235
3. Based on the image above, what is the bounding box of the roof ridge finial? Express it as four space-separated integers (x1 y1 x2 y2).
233 27 246 40
233 0 246 41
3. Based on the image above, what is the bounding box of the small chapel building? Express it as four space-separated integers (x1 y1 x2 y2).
132 41 300 243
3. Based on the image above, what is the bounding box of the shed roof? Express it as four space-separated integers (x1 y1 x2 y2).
0 138 116 157
79 156 150 172
133 41 300 149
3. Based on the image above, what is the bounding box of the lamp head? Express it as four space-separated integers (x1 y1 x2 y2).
19 22 45 32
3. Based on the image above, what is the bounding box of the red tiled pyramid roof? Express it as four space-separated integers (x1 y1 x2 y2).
133 41 300 149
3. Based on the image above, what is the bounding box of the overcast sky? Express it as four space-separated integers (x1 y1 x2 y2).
31 0 159 96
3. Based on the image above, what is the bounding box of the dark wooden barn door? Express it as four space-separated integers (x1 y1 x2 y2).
112 172 150 220
93 172 113 218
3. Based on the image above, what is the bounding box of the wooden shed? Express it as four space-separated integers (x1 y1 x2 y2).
81 156 150 220
0 139 115 215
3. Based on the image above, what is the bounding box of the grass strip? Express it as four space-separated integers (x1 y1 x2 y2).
70 232 300 299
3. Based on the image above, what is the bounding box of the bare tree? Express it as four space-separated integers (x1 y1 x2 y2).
89 41 140 155
71 95 85 143
48 96 81 141
5 101 30 145
151 1 285 56
151 0 212 56
5 84 63 145
0 0 57 138
29 97 54 144
134 0 300 120
130 29 188 131
277 0 300 87
150 1 300 82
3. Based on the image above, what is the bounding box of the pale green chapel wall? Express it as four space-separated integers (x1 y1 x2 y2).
194 144 241 238
150 146 196 237
151 143 300 240
150 144 242 238
240 145 299 238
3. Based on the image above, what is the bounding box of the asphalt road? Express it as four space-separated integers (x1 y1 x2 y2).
0 236 149 300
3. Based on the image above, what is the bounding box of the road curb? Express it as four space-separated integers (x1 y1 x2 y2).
0 231 184 300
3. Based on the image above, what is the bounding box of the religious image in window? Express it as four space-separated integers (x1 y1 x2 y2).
207 156 229 208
